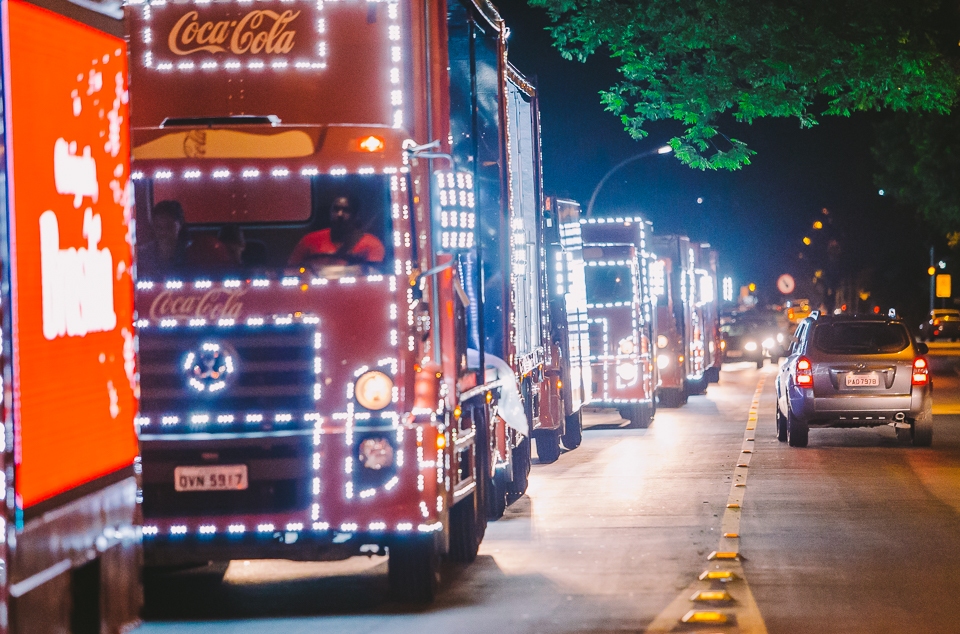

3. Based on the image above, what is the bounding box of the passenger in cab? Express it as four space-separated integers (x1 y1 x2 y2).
185 225 246 271
137 200 187 273
288 195 385 266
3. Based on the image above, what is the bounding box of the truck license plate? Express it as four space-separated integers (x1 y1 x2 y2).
174 465 248 492
845 373 880 387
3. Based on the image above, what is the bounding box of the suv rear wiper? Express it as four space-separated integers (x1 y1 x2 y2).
160 115 281 128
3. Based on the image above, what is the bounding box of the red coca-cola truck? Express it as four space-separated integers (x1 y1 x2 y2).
127 0 580 602
650 234 707 407
0 0 141 630
580 216 658 426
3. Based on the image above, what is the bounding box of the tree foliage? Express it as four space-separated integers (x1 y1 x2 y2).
873 112 960 231
528 0 960 170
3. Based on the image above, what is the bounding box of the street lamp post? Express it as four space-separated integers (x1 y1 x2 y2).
585 145 673 218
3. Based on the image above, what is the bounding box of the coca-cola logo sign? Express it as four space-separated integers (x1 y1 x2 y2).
167 9 300 56
149 288 247 321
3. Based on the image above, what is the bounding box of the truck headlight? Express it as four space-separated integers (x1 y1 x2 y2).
744 341 758 352
657 335 669 349
762 338 775 350
355 371 394 410
619 338 635 355
657 354 670 370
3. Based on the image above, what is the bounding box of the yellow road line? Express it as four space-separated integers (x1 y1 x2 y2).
644 377 769 633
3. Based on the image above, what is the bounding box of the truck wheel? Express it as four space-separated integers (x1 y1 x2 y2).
448 489 484 563
756 358 764 369
487 471 507 520
561 408 582 450
912 399 934 447
506 434 531 501
388 536 439 603
535 428 562 464
658 389 683 408
704 366 721 384
775 404 788 442
787 410 808 447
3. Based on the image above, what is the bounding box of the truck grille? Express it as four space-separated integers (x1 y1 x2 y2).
138 324 315 415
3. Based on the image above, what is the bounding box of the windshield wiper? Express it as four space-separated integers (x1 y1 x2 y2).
160 115 281 128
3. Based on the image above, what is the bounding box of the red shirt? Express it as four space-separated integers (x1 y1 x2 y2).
289 229 386 265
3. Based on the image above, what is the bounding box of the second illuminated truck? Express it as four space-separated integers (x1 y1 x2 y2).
127 0 587 602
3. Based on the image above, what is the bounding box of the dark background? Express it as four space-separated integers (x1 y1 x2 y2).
496 0 933 322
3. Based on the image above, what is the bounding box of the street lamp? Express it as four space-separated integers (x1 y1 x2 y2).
585 145 673 217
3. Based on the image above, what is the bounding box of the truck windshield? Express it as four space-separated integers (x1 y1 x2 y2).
136 173 393 278
813 322 910 355
585 265 634 305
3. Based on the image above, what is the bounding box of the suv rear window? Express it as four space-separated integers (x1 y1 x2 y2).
813 322 911 355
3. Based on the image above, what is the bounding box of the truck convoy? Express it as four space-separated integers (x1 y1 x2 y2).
127 0 588 602
650 234 711 407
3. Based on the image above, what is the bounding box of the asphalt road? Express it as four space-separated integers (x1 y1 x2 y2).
136 345 960 633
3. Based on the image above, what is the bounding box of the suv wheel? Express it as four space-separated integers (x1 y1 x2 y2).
775 404 788 442
912 401 934 447
787 409 808 447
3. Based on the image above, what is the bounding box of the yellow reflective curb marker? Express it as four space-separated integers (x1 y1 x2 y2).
708 551 740 560
723 532 739 538
726 503 740 509
681 610 729 624
699 570 737 581
691 590 734 602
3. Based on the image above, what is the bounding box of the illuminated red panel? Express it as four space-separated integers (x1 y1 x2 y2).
3 0 138 508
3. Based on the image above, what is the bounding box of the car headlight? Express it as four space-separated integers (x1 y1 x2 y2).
657 335 669 349
762 338 775 349
619 338 636 355
744 341 758 352
354 371 394 410
617 363 638 381
777 333 784 343
657 354 670 370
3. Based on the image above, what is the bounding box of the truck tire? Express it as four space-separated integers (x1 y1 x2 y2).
487 471 507 520
787 410 808 447
704 366 721 384
561 409 583 450
448 489 483 563
535 428 562 464
506 434 531 502
619 405 652 428
388 536 438 603
756 358 764 369
658 388 684 408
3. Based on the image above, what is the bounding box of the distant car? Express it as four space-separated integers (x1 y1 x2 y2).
776 313 933 447
918 309 960 341
720 314 788 368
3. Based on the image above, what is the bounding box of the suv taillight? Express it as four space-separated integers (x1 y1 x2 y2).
796 356 813 388
912 357 929 386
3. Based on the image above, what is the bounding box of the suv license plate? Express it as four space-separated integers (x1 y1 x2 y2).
845 373 880 387
174 465 248 492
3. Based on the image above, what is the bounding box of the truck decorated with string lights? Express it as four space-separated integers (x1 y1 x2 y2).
650 234 710 407
580 216 658 426
127 0 585 602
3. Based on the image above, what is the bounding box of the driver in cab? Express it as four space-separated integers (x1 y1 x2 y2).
288 195 385 266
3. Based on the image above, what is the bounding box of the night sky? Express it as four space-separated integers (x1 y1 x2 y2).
496 0 930 319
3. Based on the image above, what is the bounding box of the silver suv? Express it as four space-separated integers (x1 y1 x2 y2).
776 313 933 447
